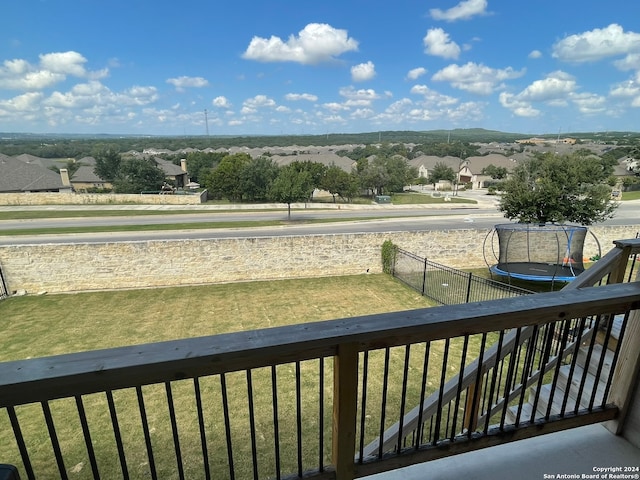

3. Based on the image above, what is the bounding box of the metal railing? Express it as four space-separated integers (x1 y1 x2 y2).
392 248 533 305
0 239 639 480
0 263 8 300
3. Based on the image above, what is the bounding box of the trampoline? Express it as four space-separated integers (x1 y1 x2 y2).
483 223 600 283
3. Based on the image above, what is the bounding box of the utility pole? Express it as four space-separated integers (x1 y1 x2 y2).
204 109 209 137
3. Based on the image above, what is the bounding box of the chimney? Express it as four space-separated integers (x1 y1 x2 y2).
60 168 71 187
180 158 187 172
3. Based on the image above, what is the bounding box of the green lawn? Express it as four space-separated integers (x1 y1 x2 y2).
390 192 476 205
621 190 640 201
2 275 464 479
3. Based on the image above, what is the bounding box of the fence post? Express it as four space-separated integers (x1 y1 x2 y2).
465 272 473 303
333 342 359 480
421 258 428 296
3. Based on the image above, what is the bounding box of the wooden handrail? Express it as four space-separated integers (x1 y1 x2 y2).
2 282 639 409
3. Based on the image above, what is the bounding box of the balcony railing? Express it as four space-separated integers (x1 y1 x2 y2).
1 239 639 480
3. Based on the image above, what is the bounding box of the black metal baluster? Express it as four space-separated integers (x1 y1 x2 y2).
432 339 450 445
135 387 157 480
561 318 587 415
106 391 129 480
193 378 210 480
515 326 539 426
7 406 34 480
483 330 504 434
545 319 572 419
377 348 391 458
41 401 67 480
396 345 411 452
295 361 303 477
530 323 556 423
75 396 100 479
590 314 616 409
574 315 602 415
466 332 487 438
246 370 259 480
318 358 325 472
271 366 281 480
165 382 185 480
358 351 369 463
451 336 469 440
415 342 431 449
219 374 235 480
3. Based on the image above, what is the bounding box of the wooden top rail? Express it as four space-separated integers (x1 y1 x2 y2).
1 281 639 408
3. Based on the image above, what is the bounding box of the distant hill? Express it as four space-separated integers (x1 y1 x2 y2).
1 129 639 158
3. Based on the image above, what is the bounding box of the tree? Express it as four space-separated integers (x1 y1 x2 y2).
355 155 416 195
202 153 251 201
289 160 327 200
112 158 166 193
481 164 508 180
498 152 618 225
268 165 313 219
49 159 84 177
321 165 359 202
93 147 122 182
241 156 279 201
182 151 225 183
427 162 456 188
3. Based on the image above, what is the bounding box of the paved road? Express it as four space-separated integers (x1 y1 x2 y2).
0 200 637 245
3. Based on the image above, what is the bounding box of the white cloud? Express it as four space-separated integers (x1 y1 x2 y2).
614 53 640 71
423 28 461 59
351 61 376 82
43 81 158 109
285 93 318 102
499 92 541 117
0 51 105 91
610 77 640 107
322 102 349 112
39 51 88 76
410 84 458 106
499 71 581 117
339 86 379 106
166 76 209 91
571 92 607 115
430 0 488 22
552 24 640 63
213 96 232 108
243 94 277 108
0 92 43 113
432 62 525 95
528 50 543 59
242 23 358 65
407 67 427 80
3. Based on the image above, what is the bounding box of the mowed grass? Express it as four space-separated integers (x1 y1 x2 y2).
0 274 435 361
2 275 463 479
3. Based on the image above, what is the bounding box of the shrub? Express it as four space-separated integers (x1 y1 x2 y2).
381 240 398 274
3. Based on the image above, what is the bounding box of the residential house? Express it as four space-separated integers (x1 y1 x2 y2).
152 157 189 188
70 157 112 192
0 154 69 193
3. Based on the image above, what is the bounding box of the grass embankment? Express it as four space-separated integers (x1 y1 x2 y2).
2 275 472 479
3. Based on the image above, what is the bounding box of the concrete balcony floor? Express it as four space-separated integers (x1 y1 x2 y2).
366 423 640 480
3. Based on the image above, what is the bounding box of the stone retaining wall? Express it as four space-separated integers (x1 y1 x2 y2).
0 191 206 206
0 225 638 294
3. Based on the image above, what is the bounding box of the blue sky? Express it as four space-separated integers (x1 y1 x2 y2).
2 0 640 136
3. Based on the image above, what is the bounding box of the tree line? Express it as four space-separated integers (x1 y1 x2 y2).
92 148 420 216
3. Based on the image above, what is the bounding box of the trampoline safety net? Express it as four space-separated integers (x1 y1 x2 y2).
490 223 589 282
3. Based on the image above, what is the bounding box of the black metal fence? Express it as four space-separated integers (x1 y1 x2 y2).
392 249 534 305
0 263 8 300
